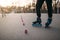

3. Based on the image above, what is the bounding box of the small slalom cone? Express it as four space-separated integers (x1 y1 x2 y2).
25 29 28 34
23 23 25 26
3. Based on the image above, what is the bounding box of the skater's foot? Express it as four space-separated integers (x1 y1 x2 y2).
32 17 42 27
33 17 41 24
45 18 52 28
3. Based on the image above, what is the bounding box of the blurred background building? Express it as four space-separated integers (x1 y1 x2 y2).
0 0 60 13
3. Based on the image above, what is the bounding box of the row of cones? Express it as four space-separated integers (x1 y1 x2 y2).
21 15 28 34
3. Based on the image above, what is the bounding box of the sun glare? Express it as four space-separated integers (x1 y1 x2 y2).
19 0 32 7
0 0 33 7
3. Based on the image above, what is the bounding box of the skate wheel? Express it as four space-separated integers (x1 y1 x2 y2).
32 23 42 27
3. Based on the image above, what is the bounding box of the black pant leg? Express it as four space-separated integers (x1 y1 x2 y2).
46 0 53 18
36 0 44 18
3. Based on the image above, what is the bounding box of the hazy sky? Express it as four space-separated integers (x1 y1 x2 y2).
0 0 33 7
0 0 59 7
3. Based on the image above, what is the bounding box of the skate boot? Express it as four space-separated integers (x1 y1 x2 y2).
32 17 42 27
45 18 52 28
